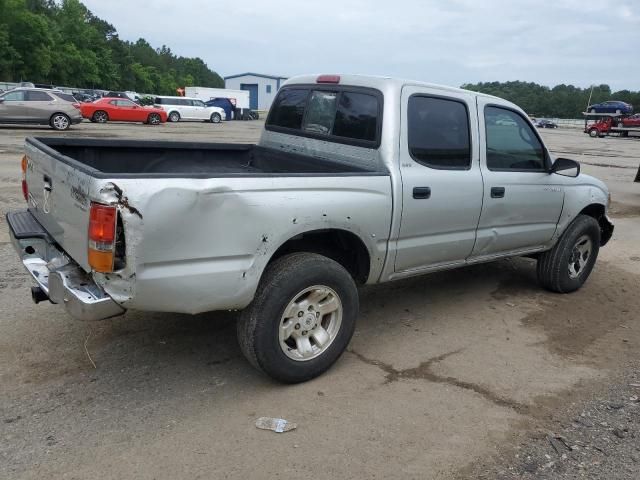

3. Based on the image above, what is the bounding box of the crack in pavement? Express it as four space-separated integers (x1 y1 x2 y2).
348 349 530 415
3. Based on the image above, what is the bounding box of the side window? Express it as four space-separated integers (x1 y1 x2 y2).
484 106 546 171
3 91 25 101
52 92 76 103
266 84 272 94
26 91 53 101
408 96 471 169
109 100 118 106
268 88 308 129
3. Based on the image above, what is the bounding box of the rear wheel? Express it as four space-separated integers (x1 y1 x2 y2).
210 112 222 123
537 215 600 293
92 110 108 123
237 253 358 383
50 113 70 130
147 113 161 125
168 111 180 122
589 128 599 138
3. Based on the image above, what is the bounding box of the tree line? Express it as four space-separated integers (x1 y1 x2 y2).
0 0 224 95
462 81 640 118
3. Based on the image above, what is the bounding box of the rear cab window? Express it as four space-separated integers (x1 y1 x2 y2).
266 85 382 147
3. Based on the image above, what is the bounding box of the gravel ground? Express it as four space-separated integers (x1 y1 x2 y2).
467 362 640 479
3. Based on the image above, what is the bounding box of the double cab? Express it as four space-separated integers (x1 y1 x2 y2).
8 74 613 383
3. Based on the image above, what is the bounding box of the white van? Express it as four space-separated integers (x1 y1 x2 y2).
154 96 226 123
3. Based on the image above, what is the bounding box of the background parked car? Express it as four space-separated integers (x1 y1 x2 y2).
0 87 82 130
535 119 558 128
587 100 633 114
619 114 640 128
154 96 226 123
80 97 167 125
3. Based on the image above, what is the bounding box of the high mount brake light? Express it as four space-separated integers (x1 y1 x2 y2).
21 155 28 202
88 203 117 272
316 75 340 84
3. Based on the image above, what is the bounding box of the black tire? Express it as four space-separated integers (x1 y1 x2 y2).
589 128 599 138
537 215 601 293
50 113 71 130
168 111 180 122
237 252 358 383
92 110 108 123
210 112 221 123
147 113 161 125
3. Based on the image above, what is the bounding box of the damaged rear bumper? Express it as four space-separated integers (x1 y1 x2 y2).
6 210 125 321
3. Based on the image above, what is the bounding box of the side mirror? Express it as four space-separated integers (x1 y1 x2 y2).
551 157 580 178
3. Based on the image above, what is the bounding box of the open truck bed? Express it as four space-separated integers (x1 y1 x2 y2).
30 137 383 177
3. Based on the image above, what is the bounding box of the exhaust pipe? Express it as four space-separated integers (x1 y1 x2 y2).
31 286 49 304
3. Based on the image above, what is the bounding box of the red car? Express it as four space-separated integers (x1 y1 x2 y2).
619 114 640 128
80 98 167 125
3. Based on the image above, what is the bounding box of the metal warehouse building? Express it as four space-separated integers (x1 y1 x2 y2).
224 73 287 111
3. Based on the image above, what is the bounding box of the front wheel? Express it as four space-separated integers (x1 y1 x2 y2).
537 215 600 293
589 128 599 138
50 113 71 130
237 253 358 383
210 112 221 123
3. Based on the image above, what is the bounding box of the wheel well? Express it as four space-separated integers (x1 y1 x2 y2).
169 110 179 117
579 203 613 245
270 229 371 284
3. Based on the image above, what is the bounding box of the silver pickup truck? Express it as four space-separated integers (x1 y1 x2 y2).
8 74 614 383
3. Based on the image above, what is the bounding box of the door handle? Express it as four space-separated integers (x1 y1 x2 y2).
413 187 431 199
491 187 505 198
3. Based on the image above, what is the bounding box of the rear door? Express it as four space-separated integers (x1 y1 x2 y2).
0 90 28 122
470 98 564 259
394 87 483 273
25 90 55 122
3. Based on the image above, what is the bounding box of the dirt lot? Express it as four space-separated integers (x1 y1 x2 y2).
1 121 639 479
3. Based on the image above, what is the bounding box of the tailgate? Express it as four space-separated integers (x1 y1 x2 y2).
25 139 93 271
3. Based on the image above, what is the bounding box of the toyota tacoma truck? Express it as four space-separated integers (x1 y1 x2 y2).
8 74 614 383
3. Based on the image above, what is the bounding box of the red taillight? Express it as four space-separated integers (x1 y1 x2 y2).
88 203 117 272
316 75 340 84
21 155 28 202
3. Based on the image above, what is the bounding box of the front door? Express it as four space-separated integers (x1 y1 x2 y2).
470 98 564 259
241 84 258 110
394 86 484 273
0 90 28 122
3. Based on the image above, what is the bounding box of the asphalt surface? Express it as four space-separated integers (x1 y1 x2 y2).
1 121 639 479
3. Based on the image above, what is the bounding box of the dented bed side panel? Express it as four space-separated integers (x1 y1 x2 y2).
93 175 393 313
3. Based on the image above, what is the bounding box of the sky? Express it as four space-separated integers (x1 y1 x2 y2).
82 0 640 91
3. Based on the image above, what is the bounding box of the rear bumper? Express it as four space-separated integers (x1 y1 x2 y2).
6 210 125 321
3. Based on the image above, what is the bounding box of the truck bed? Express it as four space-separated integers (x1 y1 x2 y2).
28 137 385 178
